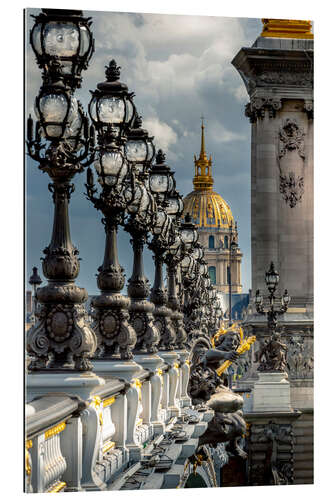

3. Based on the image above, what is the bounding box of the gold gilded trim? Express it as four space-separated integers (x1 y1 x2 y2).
45 422 66 440
103 396 116 408
48 481 67 493
102 441 116 454
90 396 103 426
261 19 313 39
25 450 32 476
26 439 33 449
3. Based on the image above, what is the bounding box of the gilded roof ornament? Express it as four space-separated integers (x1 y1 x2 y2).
193 117 213 191
183 118 234 228
261 19 313 39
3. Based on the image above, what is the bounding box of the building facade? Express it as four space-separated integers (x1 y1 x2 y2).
182 120 243 317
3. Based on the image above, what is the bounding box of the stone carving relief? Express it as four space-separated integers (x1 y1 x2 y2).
286 335 314 379
278 118 306 208
256 71 313 88
249 421 294 486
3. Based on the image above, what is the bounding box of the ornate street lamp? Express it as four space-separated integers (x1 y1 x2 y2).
228 223 238 325
30 9 94 89
180 213 199 250
85 156 137 360
28 267 42 324
89 60 136 143
26 8 96 371
148 210 177 350
123 171 160 353
255 262 291 371
147 150 178 350
84 61 142 361
149 149 175 206
165 188 184 220
124 114 155 179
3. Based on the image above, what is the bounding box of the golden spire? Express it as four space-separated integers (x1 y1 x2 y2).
193 117 213 191
261 19 313 39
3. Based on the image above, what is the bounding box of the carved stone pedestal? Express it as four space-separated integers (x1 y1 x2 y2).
252 372 291 413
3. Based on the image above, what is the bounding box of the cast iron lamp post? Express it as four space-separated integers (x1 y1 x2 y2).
28 267 42 324
255 261 291 335
123 154 160 353
228 223 238 325
148 150 177 350
85 61 139 360
163 205 188 349
26 8 97 371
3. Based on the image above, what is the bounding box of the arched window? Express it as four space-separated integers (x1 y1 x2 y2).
209 235 214 249
209 266 216 285
224 236 229 249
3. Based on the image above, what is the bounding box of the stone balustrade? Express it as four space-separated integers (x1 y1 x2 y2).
25 350 207 492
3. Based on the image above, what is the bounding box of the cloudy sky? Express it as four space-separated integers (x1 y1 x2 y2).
25 8 262 295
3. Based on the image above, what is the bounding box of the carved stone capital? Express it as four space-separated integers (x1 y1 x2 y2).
245 96 282 122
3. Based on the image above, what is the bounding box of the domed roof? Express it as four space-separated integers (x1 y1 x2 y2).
183 189 234 228
182 119 234 229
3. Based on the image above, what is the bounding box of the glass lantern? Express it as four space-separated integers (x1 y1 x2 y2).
34 86 75 140
255 289 263 307
265 261 280 293
124 115 155 176
94 148 128 189
149 149 175 203
124 180 151 216
282 289 291 307
30 9 94 88
152 208 171 237
166 189 184 219
192 245 203 261
180 213 198 248
89 60 135 140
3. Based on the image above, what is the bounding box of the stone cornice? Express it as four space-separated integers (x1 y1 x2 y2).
232 46 313 95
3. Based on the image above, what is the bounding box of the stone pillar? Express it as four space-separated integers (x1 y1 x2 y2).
232 34 314 412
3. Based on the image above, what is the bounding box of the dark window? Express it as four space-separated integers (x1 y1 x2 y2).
209 235 214 249
227 266 231 284
224 236 229 249
209 266 216 285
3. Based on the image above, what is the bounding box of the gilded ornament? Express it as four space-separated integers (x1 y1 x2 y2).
261 19 313 39
44 421 66 440
102 396 116 408
48 481 67 493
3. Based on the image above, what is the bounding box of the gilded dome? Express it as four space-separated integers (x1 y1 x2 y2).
182 119 234 229
183 190 234 228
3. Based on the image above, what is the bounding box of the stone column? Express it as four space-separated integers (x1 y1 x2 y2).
232 34 314 411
